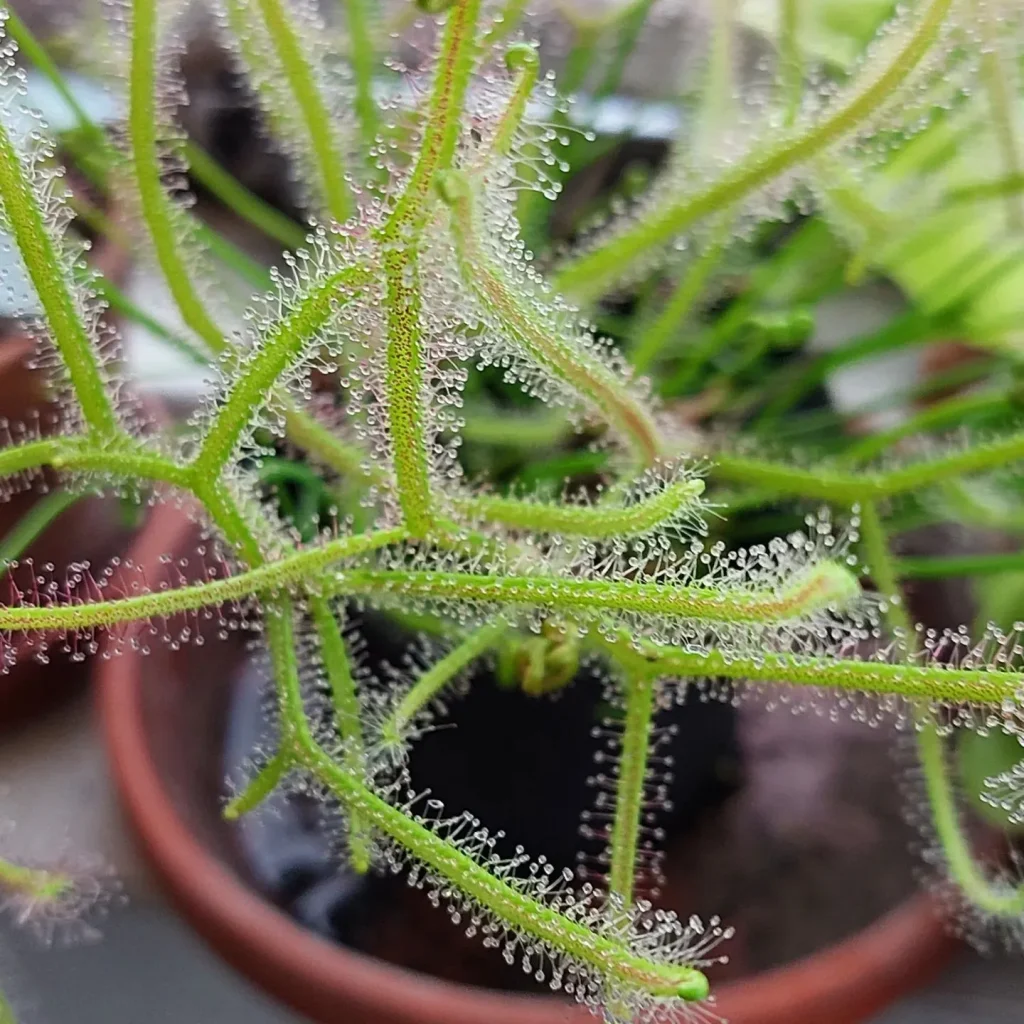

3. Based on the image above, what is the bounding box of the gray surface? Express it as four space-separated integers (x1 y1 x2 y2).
1 905 297 1024
2 905 1023 1023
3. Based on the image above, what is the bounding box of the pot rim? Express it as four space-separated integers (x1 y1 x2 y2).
97 499 958 1024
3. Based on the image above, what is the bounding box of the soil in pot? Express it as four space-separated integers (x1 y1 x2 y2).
222 610 919 996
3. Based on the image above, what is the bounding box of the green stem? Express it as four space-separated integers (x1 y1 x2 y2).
0 856 74 905
948 173 1024 206
324 560 860 623
95 278 209 366
438 171 663 466
189 483 318 856
594 0 657 100
377 0 483 535
483 0 530 46
185 211 274 292
938 479 1024 533
6 4 304 272
340 0 380 153
3 7 114 158
751 308 941 430
858 499 912 638
0 554 856 634
559 23 600 97
50 443 191 488
191 441 375 885
555 0 954 300
877 430 1024 496
710 428 1024 503
594 638 1024 707
251 0 352 222
843 390 1010 465
281 407 384 486
0 439 64 479
895 551 1024 579
607 672 656 905
380 249 435 534
779 0 803 127
631 214 734 377
300 739 709 1001
491 44 539 158
223 749 291 819
129 0 226 355
385 0 482 226
974 0 1024 231
460 408 567 448
381 620 505 746
0 489 83 580
309 594 372 872
191 265 369 478
693 0 736 155
0 526 404 631
243 436 705 982
918 723 1024 915
0 122 120 438
264 603 307 740
851 499 1023 922
184 142 308 250
453 479 704 537
659 219 838 399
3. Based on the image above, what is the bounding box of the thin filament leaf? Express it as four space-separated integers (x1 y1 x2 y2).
0 558 856 634
608 672 657 904
556 0 956 301
128 0 227 355
380 620 505 747
438 169 664 466
710 428 1024 502
377 0 484 533
302 740 711 1003
191 263 370 478
309 595 373 872
453 479 704 538
217 0 353 221
0 34 120 437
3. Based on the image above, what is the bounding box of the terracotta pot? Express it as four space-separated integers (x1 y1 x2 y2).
99 501 959 1024
0 209 137 729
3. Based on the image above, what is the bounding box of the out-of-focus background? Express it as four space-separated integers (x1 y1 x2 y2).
3 0 1024 1022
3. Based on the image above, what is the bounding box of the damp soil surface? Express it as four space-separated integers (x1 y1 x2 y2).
223 624 918 994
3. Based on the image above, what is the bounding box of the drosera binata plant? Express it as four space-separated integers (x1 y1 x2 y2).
3 0 1024 1020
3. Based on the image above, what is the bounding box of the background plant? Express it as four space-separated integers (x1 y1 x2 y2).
1 0 1024 1021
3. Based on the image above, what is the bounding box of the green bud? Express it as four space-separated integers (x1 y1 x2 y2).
435 169 470 206
541 639 579 692
504 42 539 73
523 623 581 696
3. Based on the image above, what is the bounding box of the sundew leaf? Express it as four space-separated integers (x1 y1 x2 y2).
1 0 1024 1015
